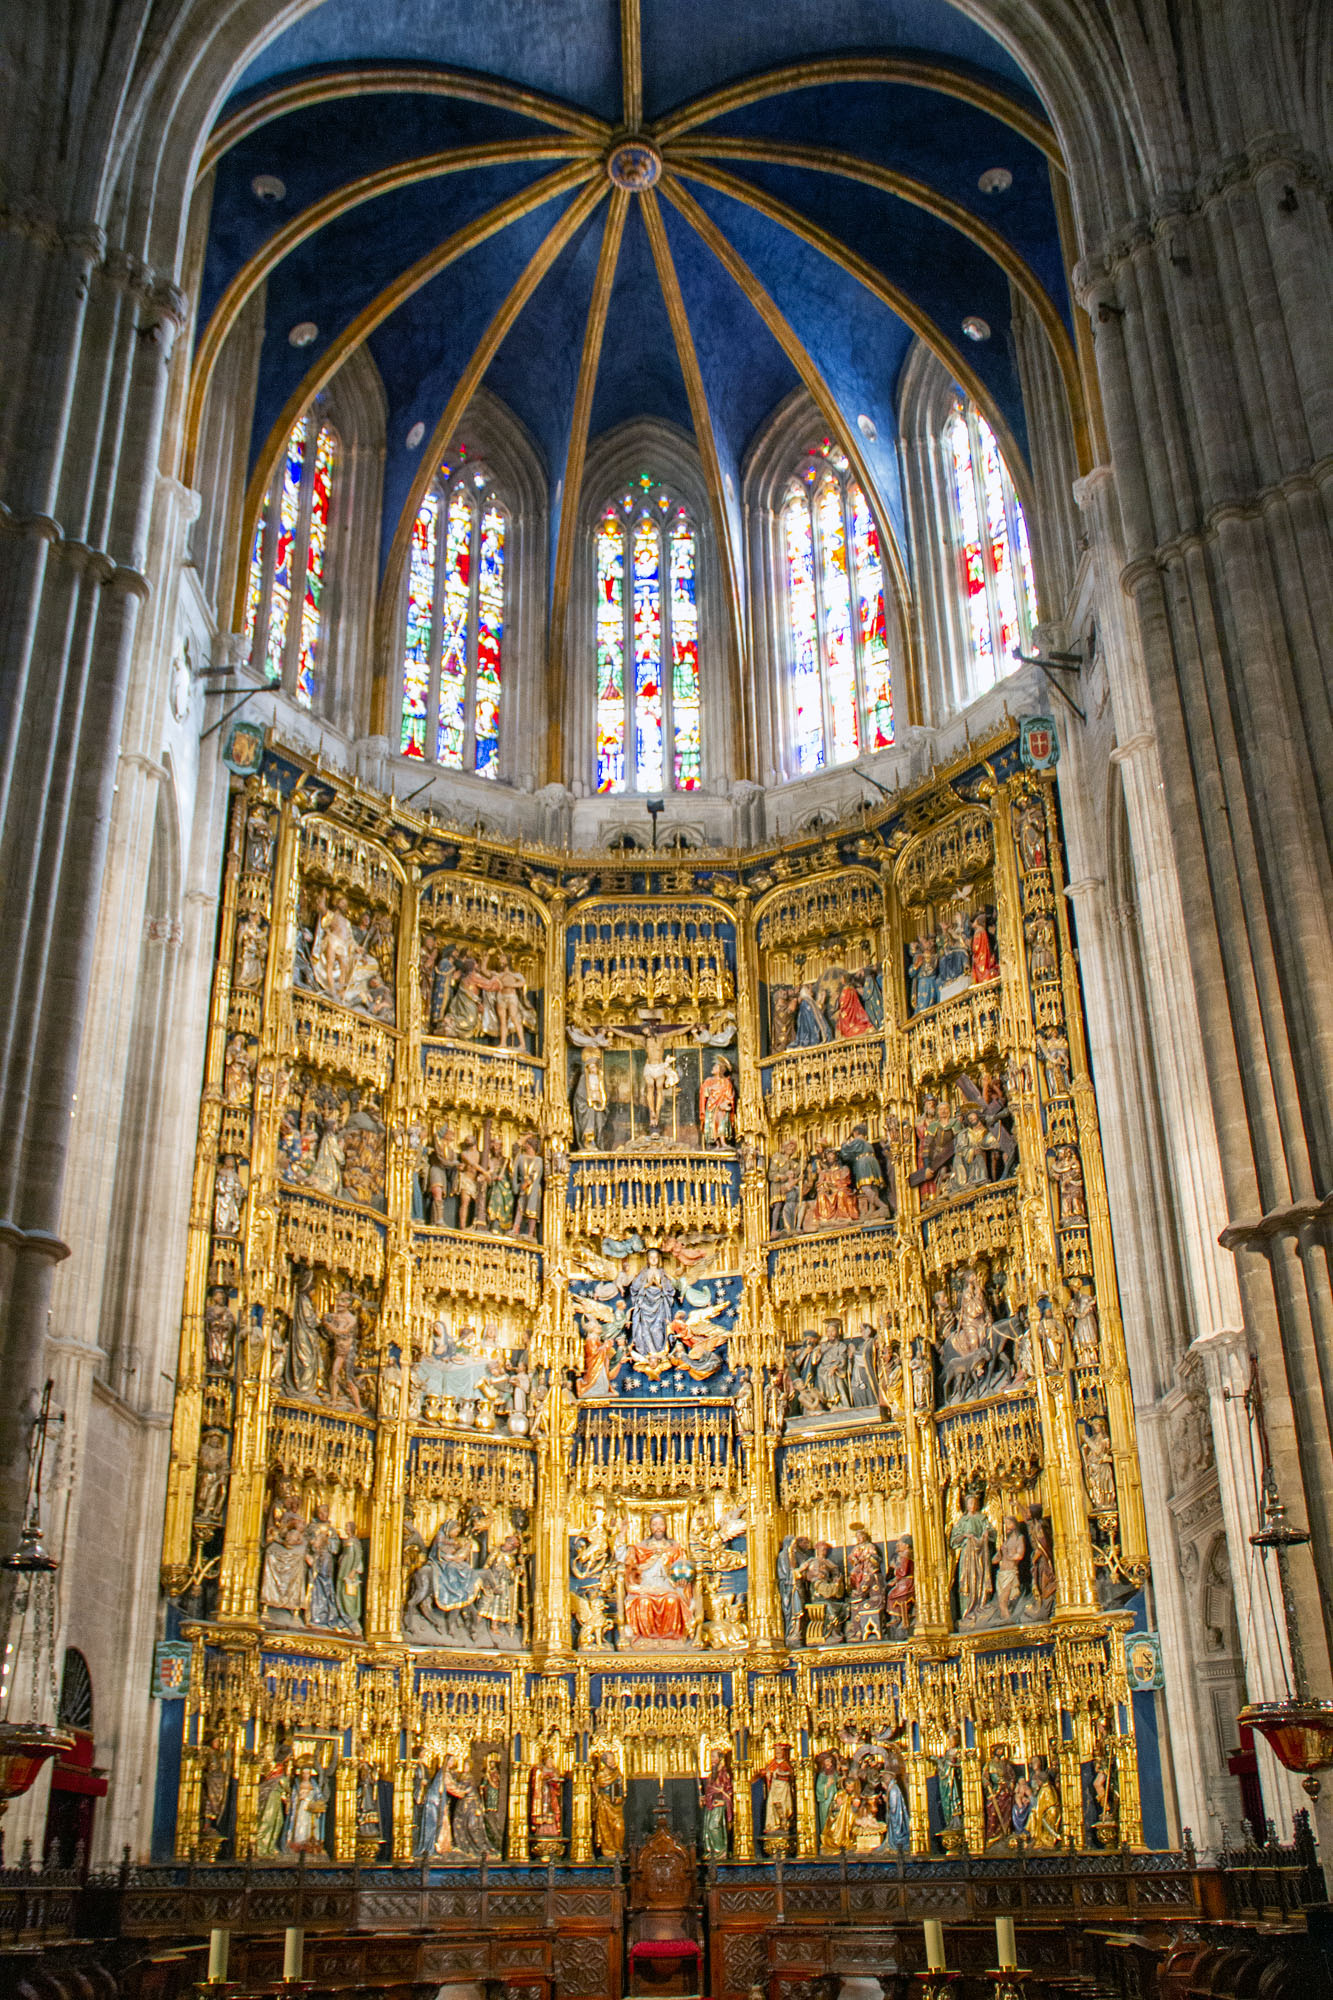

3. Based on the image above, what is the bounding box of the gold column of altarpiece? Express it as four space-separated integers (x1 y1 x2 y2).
162 724 1149 1868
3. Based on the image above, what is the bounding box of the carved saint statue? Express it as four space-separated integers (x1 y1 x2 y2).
758 1743 796 1844
285 1264 322 1397
950 1491 993 1626
254 1752 291 1857
1081 1417 1117 1512
234 911 267 989
698 1056 737 1148
936 1726 963 1831
204 1286 236 1372
511 1133 544 1239
194 1429 230 1527
592 1749 625 1856
1068 1278 1101 1363
529 1749 564 1844
628 1250 677 1362
1047 1143 1086 1220
700 1750 733 1859
282 1763 329 1856
213 1155 244 1237
618 1512 694 1646
844 1526 885 1643
1029 1759 1062 1847
260 1517 308 1622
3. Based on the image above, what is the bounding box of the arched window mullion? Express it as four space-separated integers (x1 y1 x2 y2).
631 513 663 794
425 484 446 760
283 436 318 696
595 511 627 794
667 509 700 792
843 481 868 749
973 421 1000 688
461 502 481 775
808 487 834 766
474 498 506 780
243 483 277 669
781 483 824 776
660 520 675 778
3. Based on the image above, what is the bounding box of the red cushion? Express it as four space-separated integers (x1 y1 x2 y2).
629 1942 701 1963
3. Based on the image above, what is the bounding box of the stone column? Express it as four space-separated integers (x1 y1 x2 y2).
0 214 187 1555
1072 124 1333 1832
1070 466 1308 1834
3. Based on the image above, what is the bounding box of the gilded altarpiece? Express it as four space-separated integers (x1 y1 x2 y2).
162 731 1152 1870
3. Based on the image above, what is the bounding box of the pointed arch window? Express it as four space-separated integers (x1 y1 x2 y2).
595 476 701 795
780 439 894 775
244 414 339 709
399 452 507 776
945 401 1037 693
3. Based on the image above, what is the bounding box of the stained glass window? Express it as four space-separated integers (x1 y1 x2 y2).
295 425 336 708
595 516 626 793
595 480 700 794
783 492 823 772
851 484 893 752
398 452 507 777
437 488 472 768
781 441 895 774
946 401 1037 694
475 505 504 778
264 419 305 686
401 494 438 758
245 411 339 710
669 514 700 791
632 518 663 792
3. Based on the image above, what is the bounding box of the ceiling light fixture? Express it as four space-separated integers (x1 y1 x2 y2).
962 316 991 342
978 168 1013 194
857 413 878 442
288 321 318 348
251 174 286 203
405 422 425 450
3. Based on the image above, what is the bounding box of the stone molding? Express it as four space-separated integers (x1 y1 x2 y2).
1072 134 1333 295
1117 456 1333 593
0 503 151 597
1107 732 1155 764
0 1218 72 1263
1219 1193 1333 1251
0 201 189 327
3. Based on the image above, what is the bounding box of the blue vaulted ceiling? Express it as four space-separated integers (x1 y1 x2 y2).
197 0 1076 609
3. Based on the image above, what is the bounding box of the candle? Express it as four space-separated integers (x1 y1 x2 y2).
995 1916 1017 1970
208 1928 229 1982
283 1927 304 1982
922 1918 946 1971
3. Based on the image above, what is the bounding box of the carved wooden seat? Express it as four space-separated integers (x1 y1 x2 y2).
627 1790 701 1999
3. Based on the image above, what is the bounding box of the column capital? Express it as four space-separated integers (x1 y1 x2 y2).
1072 464 1117 511
1108 731 1155 764
1219 1193 1333 1250
0 1220 71 1263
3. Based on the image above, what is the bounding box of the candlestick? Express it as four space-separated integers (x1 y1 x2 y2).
283 1927 304 1981
982 1972 1029 2000
923 1919 946 1971
208 1929 229 1983
995 1916 1017 1969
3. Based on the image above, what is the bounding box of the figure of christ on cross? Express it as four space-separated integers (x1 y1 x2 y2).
607 1014 700 1131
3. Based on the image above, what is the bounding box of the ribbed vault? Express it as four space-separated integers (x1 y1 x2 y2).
190 0 1087 752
